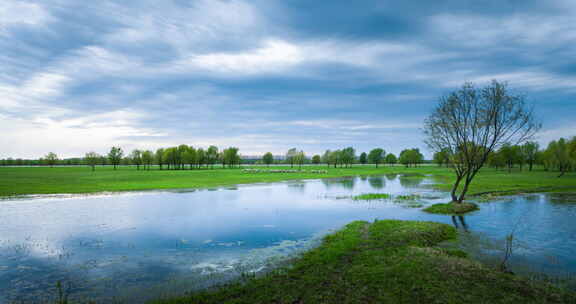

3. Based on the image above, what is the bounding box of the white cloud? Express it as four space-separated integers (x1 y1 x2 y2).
186 39 304 74
0 1 52 34
0 110 166 158
0 72 70 109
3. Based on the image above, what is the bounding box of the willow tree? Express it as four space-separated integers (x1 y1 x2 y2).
424 81 540 203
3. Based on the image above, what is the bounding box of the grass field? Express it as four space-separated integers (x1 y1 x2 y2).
151 220 576 304
1 165 575 198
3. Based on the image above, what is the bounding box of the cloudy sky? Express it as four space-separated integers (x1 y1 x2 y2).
1 0 575 159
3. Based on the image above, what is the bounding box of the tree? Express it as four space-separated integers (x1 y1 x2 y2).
207 146 219 169
424 81 540 203
155 148 165 170
262 152 274 167
368 148 384 168
182 147 196 170
286 148 298 168
545 138 572 177
322 150 332 167
44 152 58 167
385 153 397 166
326 150 341 168
130 149 143 170
521 141 539 171
359 152 367 165
499 144 519 173
142 150 154 170
196 148 206 168
222 147 240 168
294 150 306 169
341 147 356 168
487 151 506 170
84 152 100 171
108 147 124 170
312 154 321 165
433 149 451 167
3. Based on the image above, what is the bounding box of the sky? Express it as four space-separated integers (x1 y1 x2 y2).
1 0 575 159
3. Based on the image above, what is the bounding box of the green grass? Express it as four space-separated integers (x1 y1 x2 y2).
0 165 575 198
352 193 392 200
152 220 576 304
423 202 480 215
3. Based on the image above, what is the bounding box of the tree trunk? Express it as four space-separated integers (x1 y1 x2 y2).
451 175 463 202
457 179 471 203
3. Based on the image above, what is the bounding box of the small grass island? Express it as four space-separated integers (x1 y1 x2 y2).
423 201 480 215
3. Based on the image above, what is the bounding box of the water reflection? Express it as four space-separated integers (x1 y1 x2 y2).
451 216 469 232
399 175 424 188
0 178 574 302
368 176 385 189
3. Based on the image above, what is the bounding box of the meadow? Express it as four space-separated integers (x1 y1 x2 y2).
1 165 575 199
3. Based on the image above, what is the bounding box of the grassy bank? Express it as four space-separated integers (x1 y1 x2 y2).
0 165 575 198
152 220 575 303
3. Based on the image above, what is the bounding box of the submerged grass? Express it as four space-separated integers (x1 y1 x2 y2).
152 220 576 304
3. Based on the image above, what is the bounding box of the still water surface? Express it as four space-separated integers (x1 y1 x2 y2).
0 175 575 303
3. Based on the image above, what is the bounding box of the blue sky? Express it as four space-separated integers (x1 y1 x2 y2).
1 0 575 158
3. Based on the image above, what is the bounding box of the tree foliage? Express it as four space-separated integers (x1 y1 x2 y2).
262 152 274 167
424 81 540 202
367 148 384 168
108 147 123 170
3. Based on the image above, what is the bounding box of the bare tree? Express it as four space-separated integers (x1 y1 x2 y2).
424 81 540 203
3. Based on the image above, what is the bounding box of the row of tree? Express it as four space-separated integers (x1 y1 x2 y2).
85 145 243 171
0 146 428 170
432 137 576 177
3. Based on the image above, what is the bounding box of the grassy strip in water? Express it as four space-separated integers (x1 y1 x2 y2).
423 202 480 215
152 219 575 304
394 194 421 201
352 193 392 200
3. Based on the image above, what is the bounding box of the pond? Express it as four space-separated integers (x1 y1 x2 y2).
0 175 575 303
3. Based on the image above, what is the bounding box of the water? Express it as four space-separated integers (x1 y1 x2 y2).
0 175 574 303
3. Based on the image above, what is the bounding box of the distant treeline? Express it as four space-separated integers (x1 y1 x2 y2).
432 136 576 177
0 146 428 170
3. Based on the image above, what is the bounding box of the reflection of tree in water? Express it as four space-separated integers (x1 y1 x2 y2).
321 178 356 190
399 175 424 188
287 183 306 193
548 193 576 204
368 177 385 189
360 176 368 181
451 216 469 232
385 174 398 181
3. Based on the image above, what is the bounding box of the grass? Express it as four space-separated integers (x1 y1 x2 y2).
394 194 421 201
1 165 575 198
151 220 576 304
423 202 480 215
352 193 392 200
